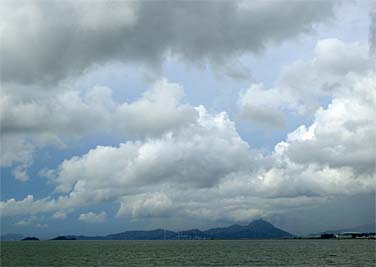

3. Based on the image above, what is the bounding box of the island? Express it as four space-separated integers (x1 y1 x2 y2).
21 237 40 241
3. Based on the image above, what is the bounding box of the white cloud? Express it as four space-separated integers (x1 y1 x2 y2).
79 211 107 223
279 39 370 105
15 219 33 226
0 97 261 219
0 87 112 180
2 68 375 225
1 72 374 223
238 39 371 127
0 195 58 217
1 37 374 225
15 215 46 228
11 165 30 182
238 83 296 128
0 135 34 181
113 79 198 138
52 211 67 220
253 71 376 198
117 192 174 218
0 79 196 180
51 105 254 196
280 73 376 175
0 0 374 234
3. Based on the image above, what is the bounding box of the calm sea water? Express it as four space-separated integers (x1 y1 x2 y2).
1 240 375 266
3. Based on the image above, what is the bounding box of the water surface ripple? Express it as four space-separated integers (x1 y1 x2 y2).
1 239 375 266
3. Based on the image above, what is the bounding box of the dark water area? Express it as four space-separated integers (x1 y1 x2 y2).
1 239 375 266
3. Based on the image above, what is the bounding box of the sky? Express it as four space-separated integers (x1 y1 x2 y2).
0 0 375 239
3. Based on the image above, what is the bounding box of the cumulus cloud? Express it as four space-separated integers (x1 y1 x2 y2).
0 0 337 84
0 0 342 181
0 79 197 180
1 2 374 227
15 215 47 228
275 73 376 175
0 86 113 180
0 86 113 137
117 192 174 218
238 39 371 126
243 69 375 201
237 37 376 197
79 211 107 223
113 79 198 138
0 101 261 218
0 135 34 181
51 105 254 195
0 195 58 217
15 216 37 226
52 211 67 220
279 39 370 100
1 69 374 223
238 83 294 128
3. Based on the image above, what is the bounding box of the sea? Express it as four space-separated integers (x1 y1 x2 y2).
1 239 375 266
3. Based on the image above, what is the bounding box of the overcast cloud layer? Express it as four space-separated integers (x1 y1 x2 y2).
1 0 337 84
0 0 374 235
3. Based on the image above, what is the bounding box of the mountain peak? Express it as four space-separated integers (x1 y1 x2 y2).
249 219 273 227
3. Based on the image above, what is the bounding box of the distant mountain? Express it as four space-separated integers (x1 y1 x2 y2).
61 219 293 240
310 223 376 236
177 229 209 239
65 235 106 240
51 236 76 240
21 236 40 241
0 233 24 241
107 229 176 240
205 219 293 239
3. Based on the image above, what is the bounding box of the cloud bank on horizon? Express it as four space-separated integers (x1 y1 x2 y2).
0 0 374 235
